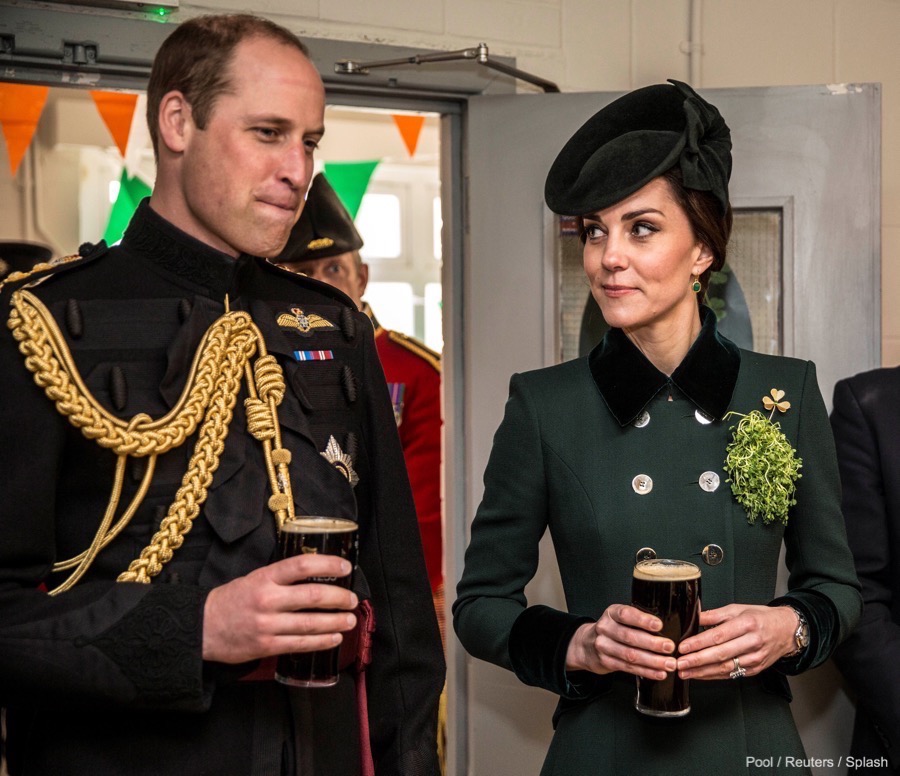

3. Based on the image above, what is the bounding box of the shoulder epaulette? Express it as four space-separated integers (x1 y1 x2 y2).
387 329 441 373
0 241 109 294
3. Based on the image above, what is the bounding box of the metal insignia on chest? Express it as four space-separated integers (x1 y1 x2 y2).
276 306 338 337
320 435 359 487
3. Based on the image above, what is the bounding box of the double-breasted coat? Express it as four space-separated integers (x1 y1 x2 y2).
0 202 444 776
454 308 861 775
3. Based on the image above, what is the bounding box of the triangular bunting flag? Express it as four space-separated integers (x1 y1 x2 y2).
91 91 139 157
103 170 152 245
323 160 380 220
0 84 50 177
392 114 425 158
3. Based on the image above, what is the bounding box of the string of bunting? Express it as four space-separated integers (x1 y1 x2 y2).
1 94 425 243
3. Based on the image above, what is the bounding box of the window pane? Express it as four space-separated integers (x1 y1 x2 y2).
357 193 401 259
727 210 782 355
363 282 414 335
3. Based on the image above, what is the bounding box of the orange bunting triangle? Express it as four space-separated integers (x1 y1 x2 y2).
0 84 50 177
392 114 425 158
91 91 139 157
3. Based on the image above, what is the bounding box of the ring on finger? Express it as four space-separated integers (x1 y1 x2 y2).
729 656 746 680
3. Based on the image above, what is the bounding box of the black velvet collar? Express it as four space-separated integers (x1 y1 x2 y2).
121 199 255 298
588 306 741 426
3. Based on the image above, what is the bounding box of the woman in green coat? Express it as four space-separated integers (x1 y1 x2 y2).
453 80 862 775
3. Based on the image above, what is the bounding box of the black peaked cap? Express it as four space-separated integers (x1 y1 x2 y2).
544 79 732 216
278 173 364 262
0 241 54 274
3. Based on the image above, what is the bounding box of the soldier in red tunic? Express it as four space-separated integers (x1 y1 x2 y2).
275 174 444 628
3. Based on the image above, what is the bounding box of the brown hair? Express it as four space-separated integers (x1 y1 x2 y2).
147 14 309 158
661 167 733 299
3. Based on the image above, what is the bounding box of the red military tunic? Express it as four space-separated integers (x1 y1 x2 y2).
371 314 443 594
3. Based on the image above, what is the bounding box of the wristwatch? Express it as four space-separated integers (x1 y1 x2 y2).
783 607 810 657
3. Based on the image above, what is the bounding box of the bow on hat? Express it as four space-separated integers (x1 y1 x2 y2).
677 81 732 212
544 79 732 217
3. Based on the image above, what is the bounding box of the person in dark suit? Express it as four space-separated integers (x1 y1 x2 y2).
453 80 862 775
832 366 900 773
0 13 443 776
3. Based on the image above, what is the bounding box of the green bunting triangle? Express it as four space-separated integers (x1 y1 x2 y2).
103 171 152 245
323 160 380 220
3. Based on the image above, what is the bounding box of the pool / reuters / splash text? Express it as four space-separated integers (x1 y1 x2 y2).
747 756 889 770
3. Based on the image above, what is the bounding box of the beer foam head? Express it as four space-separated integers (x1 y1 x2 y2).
282 517 358 534
633 558 701 581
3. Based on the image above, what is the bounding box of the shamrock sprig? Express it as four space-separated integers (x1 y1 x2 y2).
762 388 791 416
723 389 803 526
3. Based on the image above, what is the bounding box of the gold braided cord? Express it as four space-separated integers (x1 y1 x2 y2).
245 356 295 531
7 289 297 588
117 335 250 583
50 454 128 595
52 454 158 572
9 290 223 454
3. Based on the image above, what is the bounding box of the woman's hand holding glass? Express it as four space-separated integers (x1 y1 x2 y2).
676 604 798 680
564 604 678 681
565 602 799 681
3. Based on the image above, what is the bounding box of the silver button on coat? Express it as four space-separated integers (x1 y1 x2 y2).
702 544 725 566
699 471 720 492
632 475 653 494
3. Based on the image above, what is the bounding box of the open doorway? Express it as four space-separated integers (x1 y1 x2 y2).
318 106 443 352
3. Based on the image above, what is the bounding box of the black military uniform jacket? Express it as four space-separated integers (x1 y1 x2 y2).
0 202 443 775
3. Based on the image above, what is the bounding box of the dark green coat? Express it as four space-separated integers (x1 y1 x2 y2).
454 309 861 776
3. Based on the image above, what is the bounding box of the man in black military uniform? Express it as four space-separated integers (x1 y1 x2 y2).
0 14 443 776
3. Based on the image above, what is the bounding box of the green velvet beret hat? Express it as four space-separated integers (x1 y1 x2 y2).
278 173 364 262
544 79 732 216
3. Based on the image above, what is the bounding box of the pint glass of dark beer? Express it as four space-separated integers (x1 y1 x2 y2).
631 558 701 717
274 516 359 688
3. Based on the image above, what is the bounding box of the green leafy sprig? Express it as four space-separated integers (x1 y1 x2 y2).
723 399 802 526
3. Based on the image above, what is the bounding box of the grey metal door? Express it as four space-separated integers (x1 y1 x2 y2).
453 85 880 775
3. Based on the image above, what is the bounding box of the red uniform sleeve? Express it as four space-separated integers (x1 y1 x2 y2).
375 332 443 592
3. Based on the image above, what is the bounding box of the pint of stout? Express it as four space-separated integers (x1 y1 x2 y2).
274 516 359 688
631 558 701 717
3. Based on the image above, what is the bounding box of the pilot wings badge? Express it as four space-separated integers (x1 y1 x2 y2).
321 435 359 487
276 306 338 337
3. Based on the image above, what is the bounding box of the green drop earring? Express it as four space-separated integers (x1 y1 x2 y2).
691 276 702 293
